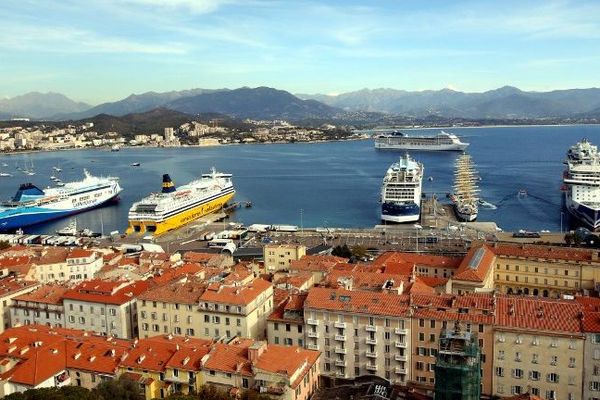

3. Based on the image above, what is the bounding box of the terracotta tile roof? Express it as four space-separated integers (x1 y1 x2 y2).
199 278 272 306
202 338 254 376
0 277 38 298
253 344 320 388
404 278 436 295
412 308 494 325
13 284 69 305
575 297 600 332
121 371 154 385
273 288 290 306
491 243 597 262
0 255 32 269
289 255 348 273
495 296 583 334
324 269 408 291
148 263 203 285
305 287 410 317
182 251 218 263
138 278 206 304
35 247 69 265
417 276 449 287
120 335 212 372
66 338 130 375
67 249 95 259
373 252 462 275
503 394 544 400
63 279 151 305
453 244 495 282
410 293 495 324
274 272 313 290
268 293 307 323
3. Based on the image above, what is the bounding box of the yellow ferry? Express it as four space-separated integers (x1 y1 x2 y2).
126 168 235 236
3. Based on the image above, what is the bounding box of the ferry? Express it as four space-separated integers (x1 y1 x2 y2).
0 170 122 231
374 130 469 151
126 168 235 236
563 139 600 230
380 153 424 223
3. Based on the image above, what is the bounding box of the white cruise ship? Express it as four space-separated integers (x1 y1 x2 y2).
563 139 600 230
0 170 122 231
127 168 235 236
374 130 469 151
380 154 424 223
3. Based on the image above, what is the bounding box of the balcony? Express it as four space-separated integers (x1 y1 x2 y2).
335 347 347 354
395 367 407 374
394 328 408 335
366 364 378 372
366 351 377 358
336 371 346 378
307 319 319 325
334 334 346 341
308 331 319 338
334 360 346 367
334 321 346 329
394 354 407 362
366 325 377 332
365 338 377 345
395 341 407 348
307 344 319 350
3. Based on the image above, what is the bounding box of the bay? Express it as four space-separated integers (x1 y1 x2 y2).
1 124 600 235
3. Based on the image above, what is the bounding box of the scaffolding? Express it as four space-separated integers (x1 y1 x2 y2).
434 321 481 400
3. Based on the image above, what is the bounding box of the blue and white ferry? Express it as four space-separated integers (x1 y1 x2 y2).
564 139 600 230
380 154 424 223
0 170 122 231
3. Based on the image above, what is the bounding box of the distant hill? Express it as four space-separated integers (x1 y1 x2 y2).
0 92 91 120
298 86 600 118
59 88 227 120
75 108 194 136
165 87 340 120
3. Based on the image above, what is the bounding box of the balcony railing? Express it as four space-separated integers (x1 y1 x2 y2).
307 344 319 350
394 354 407 362
307 331 319 338
366 338 377 345
366 325 377 332
335 347 347 354
394 328 408 335
395 367 407 374
334 322 346 329
366 351 377 358
307 319 319 325
366 364 378 371
334 360 346 367
334 334 346 341
395 341 407 348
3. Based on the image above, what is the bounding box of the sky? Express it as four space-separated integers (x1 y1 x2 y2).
2 0 600 104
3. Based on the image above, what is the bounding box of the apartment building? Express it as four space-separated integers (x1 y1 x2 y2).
0 277 39 331
410 294 495 397
118 335 213 399
264 244 306 272
201 338 320 400
447 244 496 294
64 249 103 282
63 279 151 338
492 244 600 297
576 296 600 400
289 255 349 283
137 278 206 338
0 325 131 396
10 284 69 328
492 296 585 400
304 287 411 385
267 293 306 347
371 251 463 280
197 278 273 340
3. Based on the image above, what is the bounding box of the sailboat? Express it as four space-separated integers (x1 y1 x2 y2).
448 153 480 222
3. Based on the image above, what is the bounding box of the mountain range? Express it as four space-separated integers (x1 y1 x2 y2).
3 85 600 122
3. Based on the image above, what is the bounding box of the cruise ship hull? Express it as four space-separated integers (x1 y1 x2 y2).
375 142 468 151
126 190 235 236
0 190 120 231
565 196 600 230
381 202 420 223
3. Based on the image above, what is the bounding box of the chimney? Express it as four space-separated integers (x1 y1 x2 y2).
248 341 267 364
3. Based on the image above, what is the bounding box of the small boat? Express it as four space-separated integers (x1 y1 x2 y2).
24 170 35 176
53 166 62 172
50 175 57 180
130 162 141 167
518 189 527 197
56 220 77 236
2 163 8 167
244 201 253 208
428 176 434 182
0 172 11 177
111 145 120 152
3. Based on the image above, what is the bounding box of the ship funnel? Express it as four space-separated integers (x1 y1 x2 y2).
161 174 176 193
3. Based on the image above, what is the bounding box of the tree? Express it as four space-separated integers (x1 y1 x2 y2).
331 244 351 258
93 375 144 400
0 240 10 250
351 245 367 259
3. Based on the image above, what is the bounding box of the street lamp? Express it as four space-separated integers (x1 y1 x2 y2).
300 208 304 233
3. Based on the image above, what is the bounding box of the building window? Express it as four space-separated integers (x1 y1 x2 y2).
547 373 559 383
495 367 504 377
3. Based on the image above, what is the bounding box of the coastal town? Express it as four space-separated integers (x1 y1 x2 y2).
0 232 598 400
0 119 361 153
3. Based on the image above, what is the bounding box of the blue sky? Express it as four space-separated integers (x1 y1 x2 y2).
2 0 600 104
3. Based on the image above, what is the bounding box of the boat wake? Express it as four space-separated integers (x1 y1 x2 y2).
478 199 497 210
